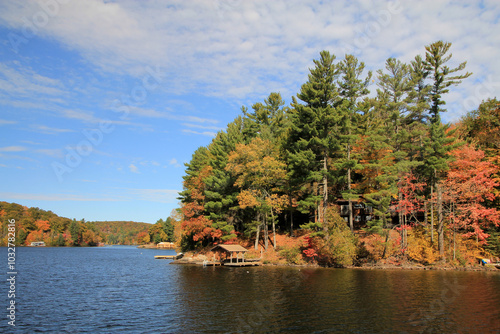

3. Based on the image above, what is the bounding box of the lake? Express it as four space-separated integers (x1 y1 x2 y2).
1 246 499 333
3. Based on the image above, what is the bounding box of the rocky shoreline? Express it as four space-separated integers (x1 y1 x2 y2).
167 251 499 272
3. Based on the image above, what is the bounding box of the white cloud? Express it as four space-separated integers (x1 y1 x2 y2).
0 62 65 97
0 192 119 202
0 145 26 152
60 109 101 123
0 0 498 121
128 188 180 203
31 124 75 134
169 158 181 168
182 123 222 131
182 129 218 137
127 106 220 125
129 163 139 173
35 148 64 158
0 119 16 125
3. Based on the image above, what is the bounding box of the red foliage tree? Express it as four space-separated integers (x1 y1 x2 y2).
441 144 500 242
395 173 426 252
180 166 221 244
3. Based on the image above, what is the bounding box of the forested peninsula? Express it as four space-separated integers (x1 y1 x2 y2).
177 41 500 268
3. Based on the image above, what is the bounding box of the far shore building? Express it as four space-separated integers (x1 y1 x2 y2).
157 242 175 249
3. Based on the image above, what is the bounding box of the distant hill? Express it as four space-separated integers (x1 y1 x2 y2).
0 201 150 246
90 221 152 245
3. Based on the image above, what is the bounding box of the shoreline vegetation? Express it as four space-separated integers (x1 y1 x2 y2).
169 233 500 273
175 41 500 270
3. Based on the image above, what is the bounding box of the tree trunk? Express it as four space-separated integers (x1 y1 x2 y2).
452 203 456 261
430 185 434 244
289 196 294 236
399 191 404 252
323 155 328 224
437 184 445 260
271 209 276 249
381 228 389 259
347 144 353 232
264 215 268 251
254 223 260 250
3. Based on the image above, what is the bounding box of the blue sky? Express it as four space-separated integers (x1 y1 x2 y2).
0 0 499 224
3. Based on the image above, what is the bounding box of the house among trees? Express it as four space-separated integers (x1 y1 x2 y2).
337 198 374 228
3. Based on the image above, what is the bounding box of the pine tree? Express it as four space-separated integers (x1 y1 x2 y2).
336 54 372 231
421 41 472 258
287 50 340 224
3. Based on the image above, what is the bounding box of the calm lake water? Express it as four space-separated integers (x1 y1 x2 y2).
1 246 499 333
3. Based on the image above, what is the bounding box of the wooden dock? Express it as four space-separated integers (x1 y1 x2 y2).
154 253 183 260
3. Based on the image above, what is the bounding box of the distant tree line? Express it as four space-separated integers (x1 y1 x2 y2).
0 202 152 247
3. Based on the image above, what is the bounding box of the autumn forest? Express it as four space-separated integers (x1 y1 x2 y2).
178 41 500 267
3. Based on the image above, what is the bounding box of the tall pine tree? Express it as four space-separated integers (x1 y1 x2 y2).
287 50 340 224
421 41 472 258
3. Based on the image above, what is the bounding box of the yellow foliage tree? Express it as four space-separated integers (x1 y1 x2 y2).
226 137 288 250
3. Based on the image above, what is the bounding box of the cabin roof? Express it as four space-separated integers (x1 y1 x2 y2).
211 244 248 253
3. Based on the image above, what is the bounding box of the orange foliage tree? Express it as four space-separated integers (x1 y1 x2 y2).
36 220 51 232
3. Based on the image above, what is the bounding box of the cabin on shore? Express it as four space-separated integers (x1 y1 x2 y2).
211 244 249 264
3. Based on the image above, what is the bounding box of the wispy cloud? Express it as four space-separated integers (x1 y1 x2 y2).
35 148 64 158
129 163 140 173
128 106 220 124
128 188 180 203
0 119 16 125
60 109 101 123
0 192 119 202
169 158 181 168
31 124 75 134
0 62 65 97
182 123 223 131
0 145 27 152
182 129 218 137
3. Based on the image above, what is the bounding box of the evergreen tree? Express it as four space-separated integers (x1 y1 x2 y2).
287 50 340 224
336 54 372 231
421 41 472 258
242 92 289 141
204 117 248 234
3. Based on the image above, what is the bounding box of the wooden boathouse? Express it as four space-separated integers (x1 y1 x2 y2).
210 244 260 267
